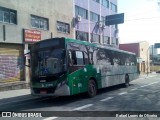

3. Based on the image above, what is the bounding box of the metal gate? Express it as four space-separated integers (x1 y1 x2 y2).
0 43 24 83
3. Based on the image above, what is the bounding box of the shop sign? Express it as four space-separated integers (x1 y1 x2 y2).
24 29 41 42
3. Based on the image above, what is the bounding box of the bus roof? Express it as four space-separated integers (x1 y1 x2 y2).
34 37 136 55
64 37 136 55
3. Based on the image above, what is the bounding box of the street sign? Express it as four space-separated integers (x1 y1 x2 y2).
154 43 160 48
105 13 124 25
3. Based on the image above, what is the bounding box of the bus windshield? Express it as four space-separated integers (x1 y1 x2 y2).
31 48 66 76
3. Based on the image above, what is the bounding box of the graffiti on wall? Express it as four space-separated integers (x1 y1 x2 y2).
0 55 24 82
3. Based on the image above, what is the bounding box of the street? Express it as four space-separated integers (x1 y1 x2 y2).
0 74 160 120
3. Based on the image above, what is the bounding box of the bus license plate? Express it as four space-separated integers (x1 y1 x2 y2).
40 90 47 94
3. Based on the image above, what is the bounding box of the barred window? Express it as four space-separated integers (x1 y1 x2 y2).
110 2 117 12
91 33 100 43
31 15 49 30
103 36 109 44
57 21 70 33
0 7 17 24
76 31 88 41
90 12 99 22
116 38 119 45
101 0 109 8
101 16 105 24
75 6 88 19
93 0 100 3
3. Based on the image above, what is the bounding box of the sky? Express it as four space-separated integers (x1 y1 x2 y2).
118 0 160 46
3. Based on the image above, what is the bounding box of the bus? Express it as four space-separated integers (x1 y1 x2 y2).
29 37 139 97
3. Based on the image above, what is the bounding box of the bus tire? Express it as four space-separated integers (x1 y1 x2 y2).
87 80 97 97
125 75 130 87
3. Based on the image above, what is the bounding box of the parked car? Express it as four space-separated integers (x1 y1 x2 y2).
156 71 160 73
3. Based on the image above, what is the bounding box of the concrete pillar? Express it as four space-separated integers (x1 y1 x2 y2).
24 44 30 83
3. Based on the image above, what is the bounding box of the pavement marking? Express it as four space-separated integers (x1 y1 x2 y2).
100 97 114 102
72 104 93 110
118 92 128 95
43 117 58 120
131 88 138 91
139 81 160 88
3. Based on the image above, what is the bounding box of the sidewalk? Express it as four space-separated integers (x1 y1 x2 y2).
0 81 29 91
139 72 157 78
0 89 42 107
0 82 40 107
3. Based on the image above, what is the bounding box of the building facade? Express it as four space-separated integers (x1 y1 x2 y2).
150 45 157 56
0 0 119 83
0 0 74 83
74 0 119 47
119 41 150 73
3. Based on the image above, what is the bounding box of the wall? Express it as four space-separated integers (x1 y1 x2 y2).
0 0 74 82
0 0 74 44
74 0 118 45
119 43 139 56
139 41 150 73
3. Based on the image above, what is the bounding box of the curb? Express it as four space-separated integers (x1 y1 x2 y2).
0 82 30 92
0 94 44 107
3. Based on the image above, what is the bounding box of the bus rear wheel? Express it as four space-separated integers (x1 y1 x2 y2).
87 80 97 97
125 75 130 87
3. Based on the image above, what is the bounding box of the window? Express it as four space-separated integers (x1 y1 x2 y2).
84 52 89 64
108 37 111 44
112 37 117 45
101 0 109 8
57 21 70 33
0 7 17 24
103 36 109 44
76 31 88 41
111 37 115 44
116 38 119 45
115 24 118 29
90 12 99 22
101 16 105 24
110 2 117 12
31 15 49 30
91 33 100 43
93 0 100 3
70 51 84 65
75 6 88 19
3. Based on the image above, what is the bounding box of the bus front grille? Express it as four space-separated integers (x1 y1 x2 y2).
33 87 56 94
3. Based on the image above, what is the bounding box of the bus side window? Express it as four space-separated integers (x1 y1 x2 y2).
84 52 89 64
75 51 84 65
71 51 77 65
68 50 73 66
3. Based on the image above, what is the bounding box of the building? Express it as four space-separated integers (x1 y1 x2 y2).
0 0 119 83
74 0 119 47
119 41 150 73
0 0 74 83
149 45 160 67
150 45 157 56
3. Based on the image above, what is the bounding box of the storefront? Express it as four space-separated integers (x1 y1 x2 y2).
0 43 24 83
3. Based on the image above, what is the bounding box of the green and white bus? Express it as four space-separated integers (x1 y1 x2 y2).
29 37 139 97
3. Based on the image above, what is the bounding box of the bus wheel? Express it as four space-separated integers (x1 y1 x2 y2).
87 80 97 97
125 75 130 87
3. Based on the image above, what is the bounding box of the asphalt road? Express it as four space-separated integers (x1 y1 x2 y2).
1 74 160 120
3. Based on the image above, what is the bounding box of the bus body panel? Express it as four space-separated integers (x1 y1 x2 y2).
68 64 100 95
30 37 139 96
